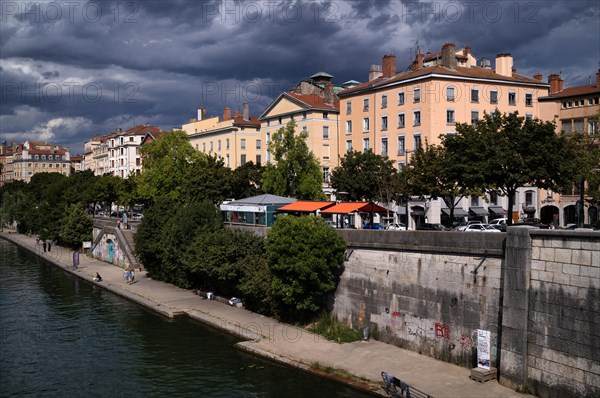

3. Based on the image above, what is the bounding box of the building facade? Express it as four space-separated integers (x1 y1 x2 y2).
538 70 600 226
181 103 261 169
259 73 343 198
338 43 551 228
10 141 71 183
0 142 16 186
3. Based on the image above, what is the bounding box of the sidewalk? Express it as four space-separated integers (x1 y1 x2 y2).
1 231 533 398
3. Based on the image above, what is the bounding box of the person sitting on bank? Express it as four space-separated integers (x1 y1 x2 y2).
94 273 102 282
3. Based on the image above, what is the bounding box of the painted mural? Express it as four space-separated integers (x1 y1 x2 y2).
92 228 128 268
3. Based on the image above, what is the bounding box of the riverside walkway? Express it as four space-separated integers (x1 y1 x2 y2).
1 231 533 398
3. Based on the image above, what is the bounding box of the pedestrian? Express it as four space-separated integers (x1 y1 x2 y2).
117 218 121 229
48 242 52 252
94 273 102 282
43 241 47 253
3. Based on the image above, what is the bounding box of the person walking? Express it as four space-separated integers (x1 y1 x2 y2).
48 242 52 252
43 241 47 253
117 218 121 229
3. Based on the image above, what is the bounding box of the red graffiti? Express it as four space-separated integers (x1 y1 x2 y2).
459 334 473 349
391 311 401 317
435 323 450 339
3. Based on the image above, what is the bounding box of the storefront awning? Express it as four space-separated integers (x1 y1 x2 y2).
276 201 335 213
321 202 389 215
410 206 425 216
441 208 468 217
488 206 505 215
469 207 488 216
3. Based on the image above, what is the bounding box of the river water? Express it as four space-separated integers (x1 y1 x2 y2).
0 239 373 397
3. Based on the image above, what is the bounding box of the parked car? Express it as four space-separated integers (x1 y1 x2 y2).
363 223 384 230
131 212 144 220
387 222 407 231
455 220 483 231
489 217 508 226
463 223 501 232
416 223 448 231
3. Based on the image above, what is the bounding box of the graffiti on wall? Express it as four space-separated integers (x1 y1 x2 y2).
92 231 127 267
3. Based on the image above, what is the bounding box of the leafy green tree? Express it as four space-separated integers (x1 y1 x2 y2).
262 120 325 200
444 111 573 225
331 149 397 202
266 216 346 322
59 203 93 249
137 130 203 203
230 161 265 199
181 154 234 204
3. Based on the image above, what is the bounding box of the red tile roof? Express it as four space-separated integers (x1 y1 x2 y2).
287 92 340 110
232 115 261 127
124 124 166 136
540 84 600 100
339 65 548 97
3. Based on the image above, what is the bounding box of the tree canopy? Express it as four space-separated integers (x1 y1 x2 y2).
262 120 325 200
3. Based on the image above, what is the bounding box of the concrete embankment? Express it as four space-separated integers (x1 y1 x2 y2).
1 231 533 398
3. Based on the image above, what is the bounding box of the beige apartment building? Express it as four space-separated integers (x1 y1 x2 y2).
10 141 71 183
260 72 345 198
338 43 551 228
181 103 261 169
538 71 600 226
0 142 16 186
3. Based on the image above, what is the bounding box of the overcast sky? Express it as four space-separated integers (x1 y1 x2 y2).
1 0 599 154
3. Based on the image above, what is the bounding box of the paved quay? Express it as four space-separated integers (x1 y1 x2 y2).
1 231 534 398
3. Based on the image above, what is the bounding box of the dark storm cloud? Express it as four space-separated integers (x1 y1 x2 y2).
0 0 598 153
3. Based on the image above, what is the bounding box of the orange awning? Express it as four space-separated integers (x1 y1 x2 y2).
320 202 388 214
277 201 336 213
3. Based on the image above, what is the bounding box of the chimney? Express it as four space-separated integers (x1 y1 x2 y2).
233 111 241 119
415 53 424 70
463 46 471 56
548 74 563 94
223 107 231 120
242 102 250 121
596 69 600 85
533 73 543 81
324 83 335 105
369 64 382 81
495 53 513 77
441 42 457 69
189 118 197 123
382 54 397 78
197 108 206 121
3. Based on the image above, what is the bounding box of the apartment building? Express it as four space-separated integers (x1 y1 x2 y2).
338 43 550 227
538 70 600 226
259 72 344 197
0 142 16 186
84 125 166 178
10 141 71 183
181 103 261 169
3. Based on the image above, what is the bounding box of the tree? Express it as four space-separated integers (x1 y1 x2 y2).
265 216 346 322
262 120 325 200
230 161 265 199
59 203 93 249
331 149 397 202
444 111 573 225
137 130 203 203
181 154 234 204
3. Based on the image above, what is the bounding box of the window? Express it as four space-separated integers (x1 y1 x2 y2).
278 117 282 124
130 137 134 142
414 134 421 149
323 126 330 139
381 116 388 130
526 113 533 121
323 167 330 184
48 155 53 160
323 144 330 159
398 113 405 128
363 98 369 111
226 154 230 167
413 111 421 126
589 98 595 106
256 154 262 165
241 139 246 149
241 154 246 166
471 110 479 125
489 192 498 206
490 90 498 104
381 95 388 109
302 126 308 134
346 102 352 115
302 112 307 119
397 136 405 155
414 88 420 103
446 109 455 124
49 163 53 168
346 120 352 134
573 119 584 133
27 163 32 167
398 92 405 105
42 163 46 168
346 140 353 152
256 139 262 150
363 138 370 151
323 112 329 119
508 92 516 105
34 155 39 160
446 86 455 101
266 120 270 127
218 140 221 151
471 196 479 206
381 137 388 156
363 117 370 132
202 143 206 152
525 191 534 207
290 114 295 120
562 121 572 133
42 155 46 160
209 142 213 152
226 138 230 149
588 120 599 134
525 93 533 106
471 88 479 103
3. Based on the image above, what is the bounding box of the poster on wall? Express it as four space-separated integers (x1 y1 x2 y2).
477 329 491 370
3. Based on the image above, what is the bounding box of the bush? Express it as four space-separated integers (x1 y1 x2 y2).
308 313 362 343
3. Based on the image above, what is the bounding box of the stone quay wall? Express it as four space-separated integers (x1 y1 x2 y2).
332 228 599 398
